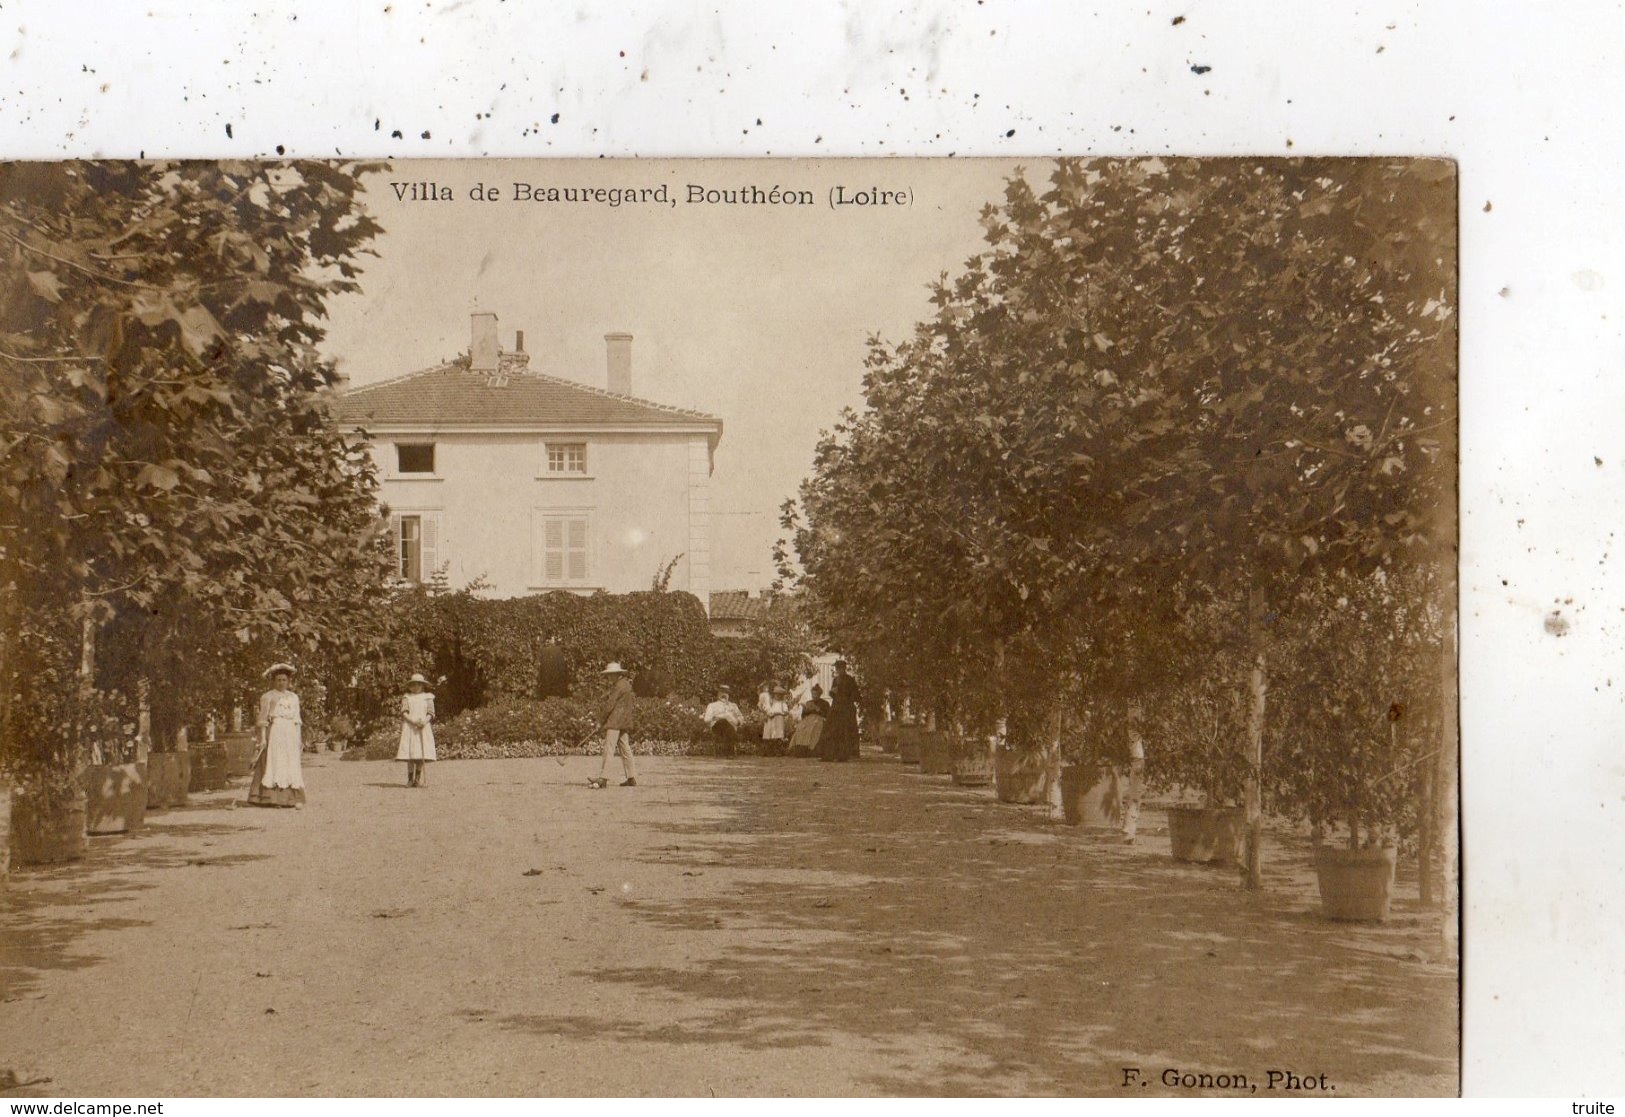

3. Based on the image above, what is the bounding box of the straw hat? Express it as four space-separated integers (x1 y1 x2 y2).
407 672 432 687
601 662 630 675
263 662 297 679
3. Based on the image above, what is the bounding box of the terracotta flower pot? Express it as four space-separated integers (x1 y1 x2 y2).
993 749 1052 804
1314 845 1397 922
11 788 88 866
1060 764 1123 828
84 761 147 835
1166 805 1245 866
145 751 191 810
917 732 957 775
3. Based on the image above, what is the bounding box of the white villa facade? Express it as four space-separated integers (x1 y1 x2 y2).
337 313 723 604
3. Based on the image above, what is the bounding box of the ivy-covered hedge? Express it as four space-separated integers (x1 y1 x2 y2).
331 584 817 747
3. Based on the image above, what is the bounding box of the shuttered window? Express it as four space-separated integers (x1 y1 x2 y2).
389 512 441 584
536 512 589 585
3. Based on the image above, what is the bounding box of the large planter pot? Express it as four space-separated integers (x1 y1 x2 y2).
1060 764 1123 828
897 726 923 765
221 731 259 779
918 733 957 775
874 721 900 754
952 739 995 787
1166 805 1245 866
1314 845 1397 922
84 761 147 835
11 789 88 866
145 751 191 810
188 742 230 792
993 749 1052 805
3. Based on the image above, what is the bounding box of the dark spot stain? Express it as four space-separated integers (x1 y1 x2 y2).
1544 611 1571 638
420 130 431 140
1172 14 1185 24
1483 200 1492 212
373 118 380 131
275 144 285 156
225 123 233 138
391 129 402 139
550 112 560 124
1596 457 1604 467
1191 64 1211 75
1005 128 1015 138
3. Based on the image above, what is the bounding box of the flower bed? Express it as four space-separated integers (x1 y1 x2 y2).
341 696 774 761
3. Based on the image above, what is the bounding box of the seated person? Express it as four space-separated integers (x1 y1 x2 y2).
787 684 830 758
703 685 744 756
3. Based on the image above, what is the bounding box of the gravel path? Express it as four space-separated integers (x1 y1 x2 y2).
0 750 1457 1097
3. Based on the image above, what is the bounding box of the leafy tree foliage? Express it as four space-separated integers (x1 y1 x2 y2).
0 161 391 774
784 158 1455 834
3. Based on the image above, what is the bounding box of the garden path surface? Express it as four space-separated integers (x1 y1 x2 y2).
1 749 1456 1097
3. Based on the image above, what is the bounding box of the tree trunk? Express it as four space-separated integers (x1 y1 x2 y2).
1418 729 1436 906
1438 618 1460 961
1244 585 1266 890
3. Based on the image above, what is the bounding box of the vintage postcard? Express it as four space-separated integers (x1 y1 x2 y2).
0 157 1457 1097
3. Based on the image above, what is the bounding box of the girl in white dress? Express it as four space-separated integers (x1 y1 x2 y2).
396 673 437 787
760 685 789 755
247 663 306 808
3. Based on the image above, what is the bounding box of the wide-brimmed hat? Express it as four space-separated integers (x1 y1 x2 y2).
263 662 297 679
407 672 432 687
601 662 630 675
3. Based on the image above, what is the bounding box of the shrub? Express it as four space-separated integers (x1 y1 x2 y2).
342 695 724 761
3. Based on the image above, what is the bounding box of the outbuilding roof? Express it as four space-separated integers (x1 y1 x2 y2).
709 590 772 624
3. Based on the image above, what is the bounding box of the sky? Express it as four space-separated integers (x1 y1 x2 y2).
320 158 1040 591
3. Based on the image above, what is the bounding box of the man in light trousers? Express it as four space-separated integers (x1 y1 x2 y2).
589 662 638 788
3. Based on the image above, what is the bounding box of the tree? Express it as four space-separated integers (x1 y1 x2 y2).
0 161 392 776
785 158 1456 883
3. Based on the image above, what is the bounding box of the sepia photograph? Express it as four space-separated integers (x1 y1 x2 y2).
0 155 1460 1097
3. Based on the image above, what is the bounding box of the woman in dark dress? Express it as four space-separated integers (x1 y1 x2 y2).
819 660 862 762
787 685 829 758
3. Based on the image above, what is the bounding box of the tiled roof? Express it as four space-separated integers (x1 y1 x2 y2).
336 353 723 433
709 591 771 623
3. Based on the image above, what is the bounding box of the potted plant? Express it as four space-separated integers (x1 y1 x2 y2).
81 692 147 836
1057 701 1128 828
951 733 996 786
917 724 958 775
5 642 91 866
992 706 1058 806
1271 567 1447 921
187 718 231 793
11 765 87 865
1144 673 1252 867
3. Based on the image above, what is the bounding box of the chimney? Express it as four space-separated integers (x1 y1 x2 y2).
470 311 499 371
605 332 632 395
515 330 525 354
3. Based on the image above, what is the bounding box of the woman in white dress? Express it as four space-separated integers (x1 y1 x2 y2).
247 663 306 808
396 673 437 787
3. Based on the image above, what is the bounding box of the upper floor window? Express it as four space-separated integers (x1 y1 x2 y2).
545 442 587 475
397 443 436 474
